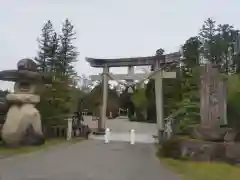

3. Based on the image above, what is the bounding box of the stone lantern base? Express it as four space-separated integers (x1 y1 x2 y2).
1 102 45 147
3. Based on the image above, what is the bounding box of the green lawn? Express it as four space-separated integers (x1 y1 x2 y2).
161 158 240 180
0 137 83 158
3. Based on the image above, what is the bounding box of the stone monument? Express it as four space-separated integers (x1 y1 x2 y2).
177 64 234 162
192 63 229 141
0 58 49 147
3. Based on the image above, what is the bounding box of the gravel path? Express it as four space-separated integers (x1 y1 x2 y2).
0 140 179 180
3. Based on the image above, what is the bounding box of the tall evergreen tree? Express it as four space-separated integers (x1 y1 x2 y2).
47 32 59 73
182 36 202 67
199 18 239 73
171 37 202 134
216 24 239 73
35 20 54 72
58 19 78 83
49 19 80 115
35 19 83 126
199 18 219 64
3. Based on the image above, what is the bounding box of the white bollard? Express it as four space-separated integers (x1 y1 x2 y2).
104 128 110 143
130 129 135 145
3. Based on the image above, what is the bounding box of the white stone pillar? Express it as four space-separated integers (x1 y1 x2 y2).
100 65 109 131
152 70 176 143
152 63 163 142
154 77 164 133
67 118 73 140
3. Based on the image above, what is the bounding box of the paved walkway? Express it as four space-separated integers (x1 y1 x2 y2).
0 140 179 180
85 116 158 143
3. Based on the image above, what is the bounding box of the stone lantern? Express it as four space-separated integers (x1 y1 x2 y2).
0 59 51 147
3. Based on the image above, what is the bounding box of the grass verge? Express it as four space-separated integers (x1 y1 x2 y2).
161 158 240 180
0 137 84 158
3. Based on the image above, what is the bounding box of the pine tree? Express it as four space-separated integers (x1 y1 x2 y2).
182 36 201 67
35 20 55 72
170 37 202 134
35 21 67 125
58 19 78 83
199 18 218 64
50 19 79 115
216 24 239 73
45 32 60 82
47 32 59 71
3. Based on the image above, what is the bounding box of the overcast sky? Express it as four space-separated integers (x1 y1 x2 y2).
0 0 240 90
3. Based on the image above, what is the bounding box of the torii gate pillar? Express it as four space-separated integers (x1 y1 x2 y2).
151 70 176 143
99 65 109 133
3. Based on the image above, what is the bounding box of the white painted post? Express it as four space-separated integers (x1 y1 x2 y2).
130 129 135 145
100 65 109 131
105 128 110 143
67 118 73 140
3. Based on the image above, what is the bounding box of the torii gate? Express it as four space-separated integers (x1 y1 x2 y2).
86 52 181 141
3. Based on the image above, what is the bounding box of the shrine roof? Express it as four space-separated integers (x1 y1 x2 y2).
86 52 181 68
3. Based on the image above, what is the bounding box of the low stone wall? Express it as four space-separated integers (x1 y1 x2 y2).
225 143 240 164
179 139 226 162
160 137 240 164
179 139 240 164
43 126 67 138
43 125 91 139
